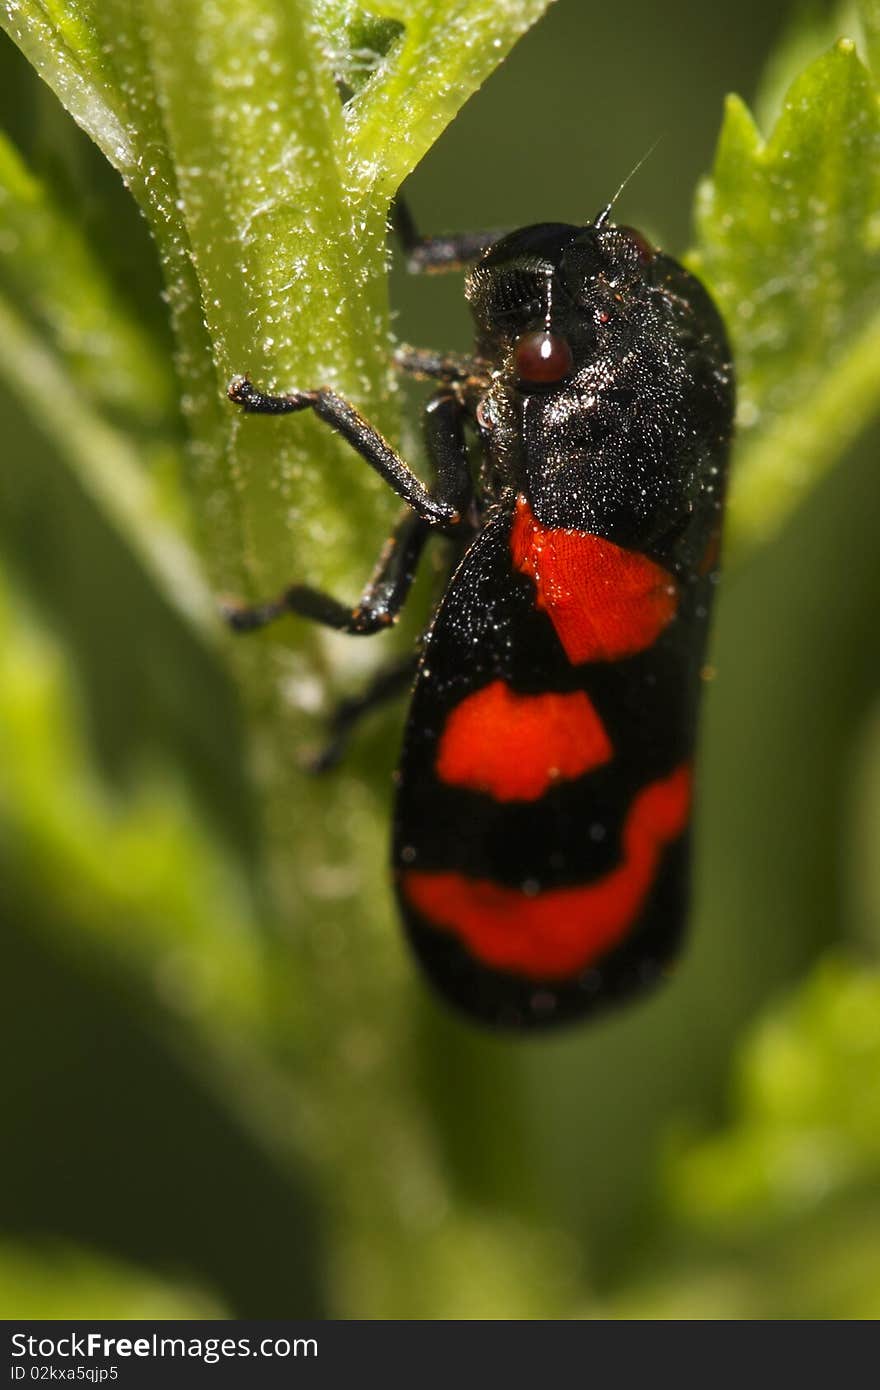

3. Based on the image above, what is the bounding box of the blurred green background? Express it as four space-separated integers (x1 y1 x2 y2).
2 0 880 1319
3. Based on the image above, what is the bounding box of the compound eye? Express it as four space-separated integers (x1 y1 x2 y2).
617 225 655 265
513 330 573 385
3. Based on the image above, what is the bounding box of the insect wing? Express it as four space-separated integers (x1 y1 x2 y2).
393 504 710 1031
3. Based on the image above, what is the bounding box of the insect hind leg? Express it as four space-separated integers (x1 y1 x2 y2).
221 507 430 636
309 651 419 773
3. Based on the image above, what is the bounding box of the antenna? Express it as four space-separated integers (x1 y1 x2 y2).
594 138 663 228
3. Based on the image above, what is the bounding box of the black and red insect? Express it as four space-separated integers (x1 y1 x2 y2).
226 199 735 1031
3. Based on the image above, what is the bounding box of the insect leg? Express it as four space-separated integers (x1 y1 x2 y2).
422 388 473 518
229 377 460 528
393 200 506 274
224 383 474 635
307 389 469 759
393 344 485 384
309 652 419 773
222 506 431 635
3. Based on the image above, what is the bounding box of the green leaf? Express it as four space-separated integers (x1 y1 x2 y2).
691 35 880 549
345 1 559 198
0 132 173 423
598 1195 880 1318
0 128 211 632
0 294 214 632
861 0 880 74
590 957 880 1319
667 958 880 1231
0 1241 222 1318
751 2 860 133
0 568 264 1045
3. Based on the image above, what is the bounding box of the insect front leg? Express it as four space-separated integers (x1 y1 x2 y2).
393 200 507 275
223 387 473 636
392 345 491 393
229 377 460 527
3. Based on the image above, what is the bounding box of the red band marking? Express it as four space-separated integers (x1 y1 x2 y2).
436 680 612 802
402 763 691 979
510 495 679 664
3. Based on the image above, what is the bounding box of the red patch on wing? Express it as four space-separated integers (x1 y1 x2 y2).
436 680 612 801
510 494 679 664
402 763 691 979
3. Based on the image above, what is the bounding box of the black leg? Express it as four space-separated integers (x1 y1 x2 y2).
229 377 463 529
222 507 430 635
392 200 507 275
393 344 486 384
422 390 474 520
309 652 419 773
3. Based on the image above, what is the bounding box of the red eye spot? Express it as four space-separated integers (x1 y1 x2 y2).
618 225 655 264
513 331 573 384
